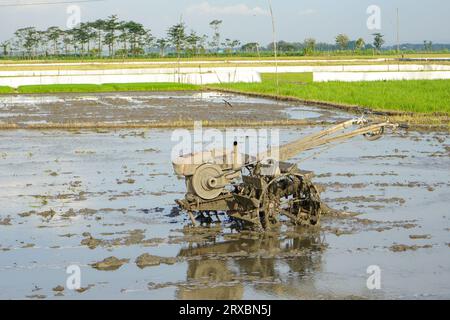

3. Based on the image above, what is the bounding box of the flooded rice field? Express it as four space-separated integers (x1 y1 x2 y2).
0 92 449 300
0 91 348 126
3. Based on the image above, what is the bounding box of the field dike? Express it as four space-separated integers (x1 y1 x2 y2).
205 88 450 132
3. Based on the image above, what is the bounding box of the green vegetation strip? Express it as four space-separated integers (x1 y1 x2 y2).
0 86 14 94
16 83 199 94
209 73 450 114
1 53 450 65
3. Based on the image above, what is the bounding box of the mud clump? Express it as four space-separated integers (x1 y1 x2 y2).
329 196 406 205
53 285 65 292
389 244 433 252
80 230 164 249
26 294 46 299
44 210 56 218
323 226 356 237
81 233 103 249
91 256 129 271
76 284 95 293
116 178 136 185
78 208 98 215
0 217 12 225
409 234 431 240
135 253 177 269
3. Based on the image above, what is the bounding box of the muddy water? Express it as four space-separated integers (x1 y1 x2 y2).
0 93 449 300
0 91 348 126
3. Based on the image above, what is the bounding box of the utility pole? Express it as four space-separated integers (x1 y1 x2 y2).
268 0 279 95
178 14 183 83
396 8 400 55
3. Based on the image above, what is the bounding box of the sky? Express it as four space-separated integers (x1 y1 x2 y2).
0 0 449 45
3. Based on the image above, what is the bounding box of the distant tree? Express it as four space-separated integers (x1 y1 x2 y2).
71 23 91 55
231 40 241 53
61 30 73 55
45 26 63 55
423 40 433 52
141 30 154 54
119 21 148 55
118 22 129 54
155 38 167 57
222 38 240 54
209 20 222 52
372 33 385 52
335 34 350 50
268 41 300 52
167 22 187 58
90 19 106 56
186 30 201 55
14 27 41 57
241 42 259 53
355 38 366 51
303 38 316 55
103 15 120 56
86 24 97 54
198 34 208 54
0 40 10 56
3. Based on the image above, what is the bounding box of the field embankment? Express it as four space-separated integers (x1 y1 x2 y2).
208 73 450 129
4 83 199 94
209 73 450 114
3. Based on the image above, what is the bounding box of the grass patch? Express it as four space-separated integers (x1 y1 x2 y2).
209 73 450 114
264 72 313 83
0 86 14 94
17 82 199 94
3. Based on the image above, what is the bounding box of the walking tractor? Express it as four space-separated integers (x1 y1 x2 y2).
172 119 398 230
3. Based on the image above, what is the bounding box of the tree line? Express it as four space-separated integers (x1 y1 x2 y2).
0 15 443 59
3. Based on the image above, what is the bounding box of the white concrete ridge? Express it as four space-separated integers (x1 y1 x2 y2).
0 71 261 88
0 58 391 67
313 71 450 82
1 64 450 77
2 64 450 87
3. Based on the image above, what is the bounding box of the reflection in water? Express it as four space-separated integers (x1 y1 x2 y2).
176 228 325 300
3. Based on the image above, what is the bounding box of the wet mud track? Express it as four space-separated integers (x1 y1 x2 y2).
0 92 449 299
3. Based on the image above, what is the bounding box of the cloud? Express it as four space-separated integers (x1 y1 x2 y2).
186 2 269 17
299 9 317 16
